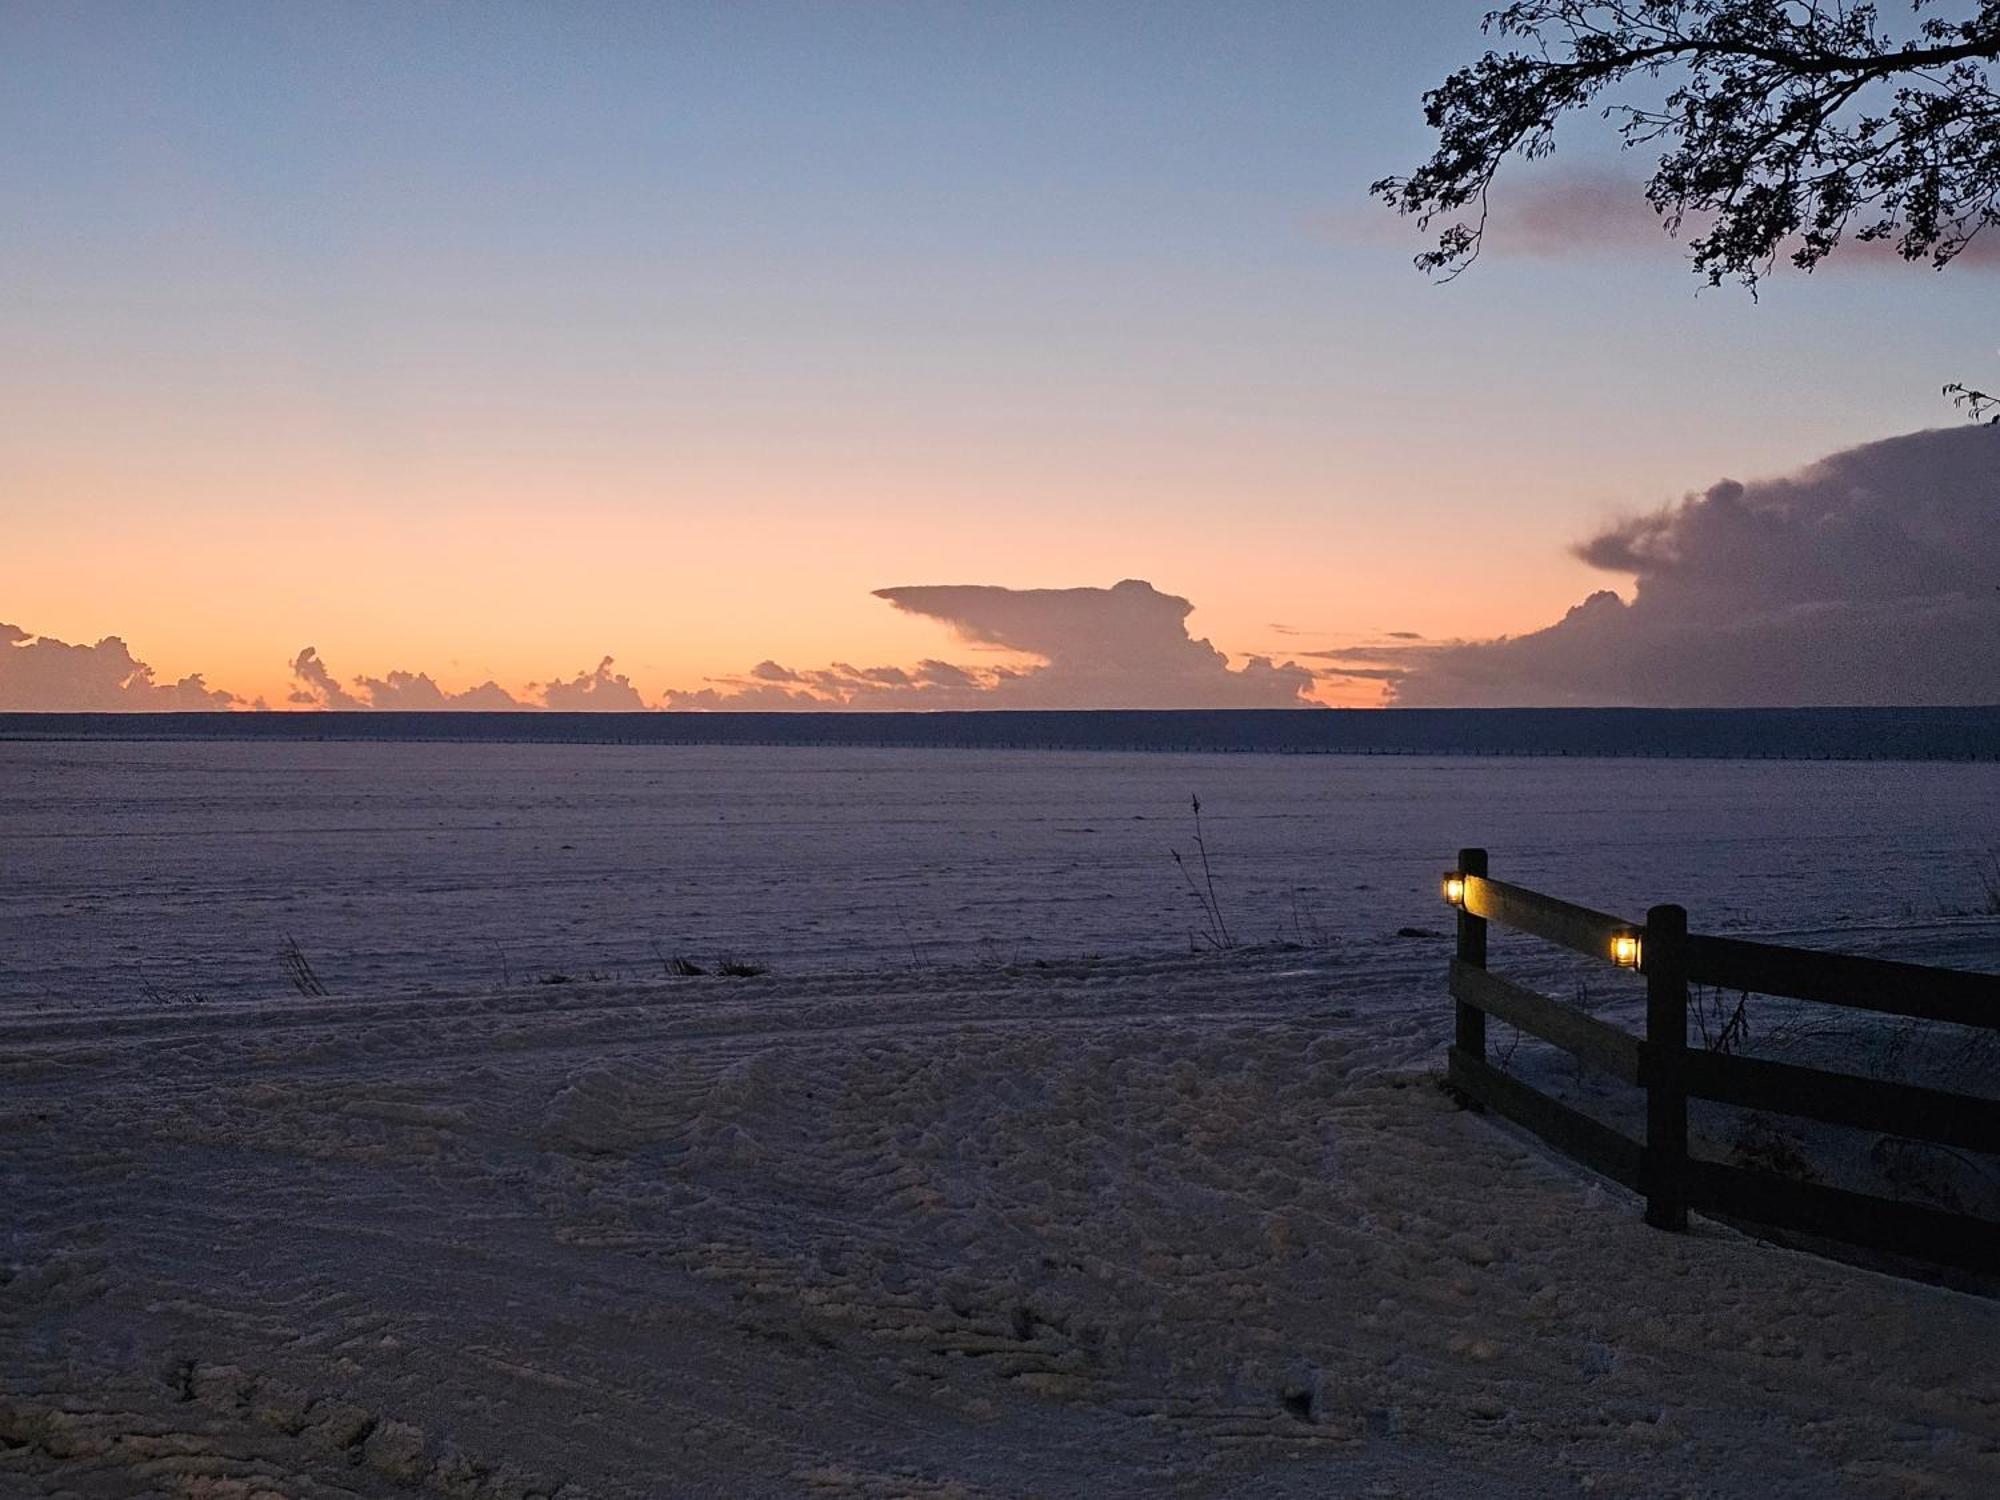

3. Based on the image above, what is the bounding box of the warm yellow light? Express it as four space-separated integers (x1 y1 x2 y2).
1611 932 1642 969
1443 873 1466 907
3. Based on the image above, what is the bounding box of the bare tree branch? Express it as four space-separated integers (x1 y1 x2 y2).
1945 381 2000 420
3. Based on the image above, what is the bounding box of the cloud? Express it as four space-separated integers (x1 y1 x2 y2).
663 579 1317 710
877 580 1317 707
910 658 980 689
288 647 527 709
288 647 365 709
1497 168 2000 270
0 623 236 710
1364 426 2000 706
1338 166 2000 270
352 669 524 711
534 656 648 711
1479 169 1679 259
1302 664 1410 681
6 584 1308 715
290 649 651 711
655 682 824 711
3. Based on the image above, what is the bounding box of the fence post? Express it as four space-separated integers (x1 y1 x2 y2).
1643 903 1689 1231
1455 847 1489 1061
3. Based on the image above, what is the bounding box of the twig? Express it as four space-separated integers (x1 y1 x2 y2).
1170 794 1235 951
278 935 329 998
1945 383 1999 424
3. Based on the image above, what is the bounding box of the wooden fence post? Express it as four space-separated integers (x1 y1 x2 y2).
1455 848 1489 1061
1643 903 1689 1231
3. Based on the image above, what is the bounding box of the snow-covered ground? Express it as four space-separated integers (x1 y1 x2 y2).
5 741 1998 1006
4 948 1998 1498
4 743 1998 1497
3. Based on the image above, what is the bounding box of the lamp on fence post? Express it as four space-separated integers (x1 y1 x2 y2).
1611 930 1642 970
1453 848 1488 1063
1642 904 1689 1232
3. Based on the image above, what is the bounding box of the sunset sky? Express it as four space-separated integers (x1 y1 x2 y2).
4 1 1996 709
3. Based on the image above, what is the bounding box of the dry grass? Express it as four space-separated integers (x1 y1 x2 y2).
1169 794 1234 952
278 935 329 998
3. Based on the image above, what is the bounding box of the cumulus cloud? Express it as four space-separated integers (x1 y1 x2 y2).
288 647 653 710
662 579 1318 709
286 647 534 710
1359 426 2000 706
661 658 1005 711
0 623 236 710
352 670 524 710
288 647 365 709
534 656 648 711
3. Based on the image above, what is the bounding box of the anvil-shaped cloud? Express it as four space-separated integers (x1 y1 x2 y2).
663 579 1317 709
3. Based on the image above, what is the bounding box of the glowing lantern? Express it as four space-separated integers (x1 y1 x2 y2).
1442 872 1467 907
1611 930 1643 969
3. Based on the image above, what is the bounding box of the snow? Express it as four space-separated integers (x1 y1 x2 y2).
5 741 1998 1005
3 742 1999 1496
5 952 1998 1497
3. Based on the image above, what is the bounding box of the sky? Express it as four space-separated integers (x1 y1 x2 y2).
2 1 1996 709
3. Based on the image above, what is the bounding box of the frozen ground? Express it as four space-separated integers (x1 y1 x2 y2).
4 745 1998 1497
6 946 2000 1500
4 742 1999 1006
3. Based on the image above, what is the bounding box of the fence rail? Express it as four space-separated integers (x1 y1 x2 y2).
1442 847 2000 1274
1460 875 1631 962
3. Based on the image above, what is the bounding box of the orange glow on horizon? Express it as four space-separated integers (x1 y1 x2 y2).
0 455 1603 710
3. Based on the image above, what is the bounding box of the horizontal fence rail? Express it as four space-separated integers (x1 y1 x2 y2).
1449 959 1642 1085
1445 1049 1645 1191
1441 846 2000 1276
1685 934 2000 1030
1461 876 1630 963
1683 1051 2000 1157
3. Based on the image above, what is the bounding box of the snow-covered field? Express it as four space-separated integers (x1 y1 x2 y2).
4 743 1999 1497
5 741 1999 1005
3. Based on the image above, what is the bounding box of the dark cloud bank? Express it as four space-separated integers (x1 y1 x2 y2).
8 427 1995 711
1335 425 2000 706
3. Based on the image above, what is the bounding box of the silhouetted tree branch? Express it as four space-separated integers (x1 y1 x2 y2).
1375 1 2000 288
1946 382 2000 420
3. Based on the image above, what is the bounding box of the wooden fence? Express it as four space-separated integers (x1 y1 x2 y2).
1443 847 2000 1273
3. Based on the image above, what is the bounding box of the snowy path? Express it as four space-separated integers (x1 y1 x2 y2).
4 949 1996 1499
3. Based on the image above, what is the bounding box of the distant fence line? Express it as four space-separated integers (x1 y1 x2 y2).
1442 848 2000 1274
4 707 1999 760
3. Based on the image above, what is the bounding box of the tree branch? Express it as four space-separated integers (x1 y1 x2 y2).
1374 0 2000 287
